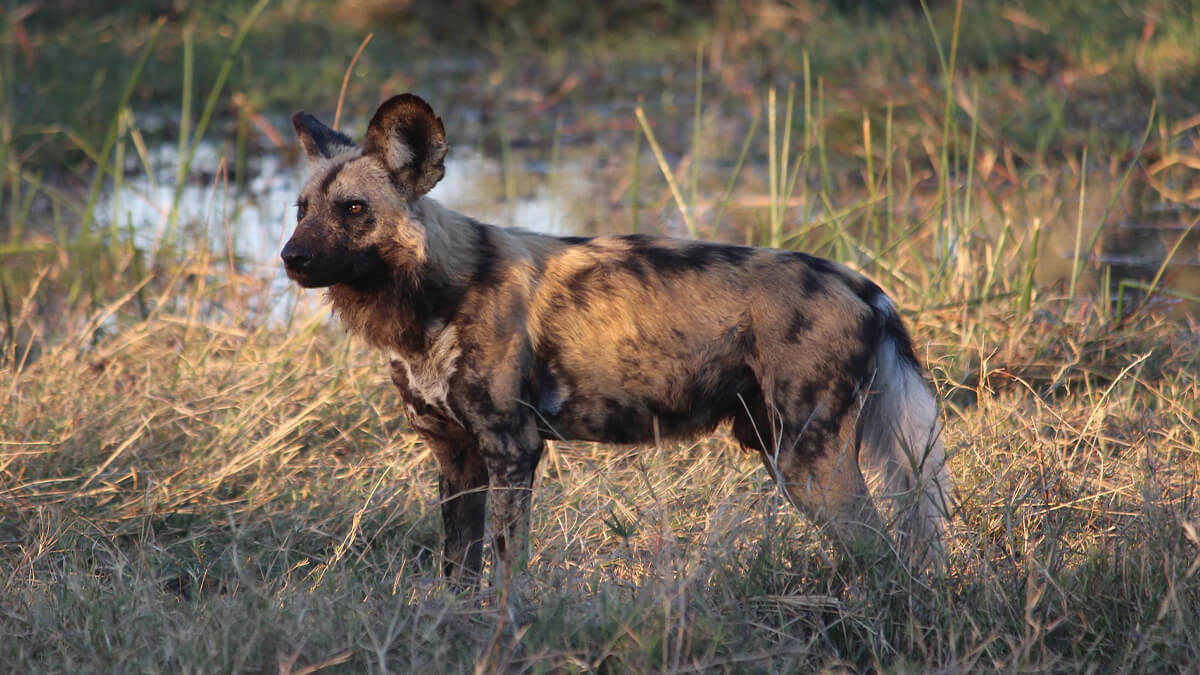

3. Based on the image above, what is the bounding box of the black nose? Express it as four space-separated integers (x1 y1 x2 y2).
281 243 312 271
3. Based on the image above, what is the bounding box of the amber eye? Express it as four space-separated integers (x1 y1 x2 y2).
296 202 307 221
345 201 365 216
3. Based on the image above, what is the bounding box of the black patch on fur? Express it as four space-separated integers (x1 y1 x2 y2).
787 250 839 275
730 382 769 452
787 310 812 341
570 264 605 305
638 240 748 275
795 379 820 411
318 161 346 196
801 268 825 295
637 243 699 274
711 244 755 266
343 247 387 289
885 311 920 365
734 322 757 357
780 250 840 294
531 339 578 433
437 468 486 582
600 398 642 443
573 360 760 444
532 363 562 422
638 243 696 273
654 362 758 436
857 279 920 367
618 236 754 276
559 236 593 245
616 256 651 284
470 221 501 288
462 378 494 411
567 285 592 312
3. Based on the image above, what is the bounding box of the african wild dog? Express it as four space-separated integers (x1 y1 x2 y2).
281 94 953 589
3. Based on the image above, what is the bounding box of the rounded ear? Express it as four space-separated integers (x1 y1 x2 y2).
292 112 357 167
362 94 447 198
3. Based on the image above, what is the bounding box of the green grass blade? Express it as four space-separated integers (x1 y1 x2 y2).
635 105 698 238
78 17 166 240
164 0 271 246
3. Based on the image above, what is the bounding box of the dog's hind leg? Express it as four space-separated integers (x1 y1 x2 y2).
734 390 894 567
783 411 894 566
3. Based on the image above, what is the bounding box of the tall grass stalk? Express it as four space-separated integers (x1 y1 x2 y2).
709 113 758 238
630 109 641 233
78 18 166 240
497 115 516 202
766 84 799 249
635 105 698 237
4 169 40 244
767 87 778 246
1069 146 1088 299
814 79 831 233
980 218 1012 313
0 271 12 366
1 19 9 240
164 0 270 249
801 51 812 231
958 84 979 292
921 0 963 276
883 102 894 252
334 33 375 131
176 23 194 192
777 84 795 248
1018 217 1043 319
688 41 703 224
108 110 130 251
1100 262 1113 322
862 111 875 255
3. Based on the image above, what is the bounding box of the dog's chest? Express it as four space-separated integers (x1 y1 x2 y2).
388 325 463 427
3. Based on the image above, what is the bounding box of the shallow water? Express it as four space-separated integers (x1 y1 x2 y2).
99 142 601 267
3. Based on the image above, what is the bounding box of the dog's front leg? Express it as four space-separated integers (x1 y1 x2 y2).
479 427 544 599
423 431 489 589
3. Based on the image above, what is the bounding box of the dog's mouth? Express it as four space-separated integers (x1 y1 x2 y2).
281 243 389 291
283 266 334 288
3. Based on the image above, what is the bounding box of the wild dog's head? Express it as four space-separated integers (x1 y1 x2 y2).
281 94 448 289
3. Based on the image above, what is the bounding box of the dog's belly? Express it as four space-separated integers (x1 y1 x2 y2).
540 401 723 443
534 363 756 444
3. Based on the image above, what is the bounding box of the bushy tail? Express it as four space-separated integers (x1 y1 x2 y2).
859 293 953 568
